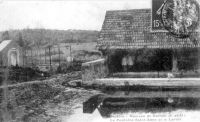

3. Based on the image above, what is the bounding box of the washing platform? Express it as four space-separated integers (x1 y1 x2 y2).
80 77 200 92
82 78 200 116
81 77 200 87
112 71 200 78
93 78 200 87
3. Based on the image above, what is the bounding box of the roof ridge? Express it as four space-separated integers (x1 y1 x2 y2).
106 8 151 12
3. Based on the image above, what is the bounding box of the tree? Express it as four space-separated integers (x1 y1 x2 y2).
16 32 32 66
2 31 10 41
16 32 24 47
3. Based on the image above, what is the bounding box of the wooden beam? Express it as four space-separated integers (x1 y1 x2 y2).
172 49 178 72
86 78 200 87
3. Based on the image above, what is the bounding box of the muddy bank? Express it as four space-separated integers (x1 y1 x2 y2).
0 71 99 122
40 88 101 122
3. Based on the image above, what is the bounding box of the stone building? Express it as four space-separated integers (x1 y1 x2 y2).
97 9 200 74
0 40 23 67
82 9 200 81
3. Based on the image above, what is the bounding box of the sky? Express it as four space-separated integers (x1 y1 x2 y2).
0 0 151 31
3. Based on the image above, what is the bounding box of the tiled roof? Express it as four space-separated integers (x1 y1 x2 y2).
97 9 200 49
0 40 12 52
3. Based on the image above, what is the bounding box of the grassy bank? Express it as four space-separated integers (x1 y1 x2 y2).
0 71 83 122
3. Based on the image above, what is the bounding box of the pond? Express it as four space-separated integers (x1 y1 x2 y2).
61 90 200 122
64 108 200 122
1 87 200 122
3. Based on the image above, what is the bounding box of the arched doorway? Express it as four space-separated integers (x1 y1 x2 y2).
8 48 20 66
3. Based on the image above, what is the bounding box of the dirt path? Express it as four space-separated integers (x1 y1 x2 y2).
0 71 81 89
0 79 52 89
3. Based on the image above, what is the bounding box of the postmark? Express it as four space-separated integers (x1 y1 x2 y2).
161 0 200 38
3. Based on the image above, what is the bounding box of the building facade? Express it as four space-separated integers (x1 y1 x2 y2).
97 9 200 75
0 40 23 67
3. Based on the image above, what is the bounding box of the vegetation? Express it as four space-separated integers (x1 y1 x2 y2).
0 29 99 48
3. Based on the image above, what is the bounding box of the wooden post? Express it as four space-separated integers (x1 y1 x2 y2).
44 48 46 64
39 47 42 65
31 49 33 67
172 49 178 72
198 47 200 72
69 45 72 60
49 46 52 68
22 49 24 66
58 45 61 67
24 49 26 66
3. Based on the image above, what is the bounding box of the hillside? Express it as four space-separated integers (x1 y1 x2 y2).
0 29 99 47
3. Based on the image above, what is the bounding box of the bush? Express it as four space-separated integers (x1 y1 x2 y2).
56 60 82 73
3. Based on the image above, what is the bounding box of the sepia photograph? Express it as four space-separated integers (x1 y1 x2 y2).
0 0 200 122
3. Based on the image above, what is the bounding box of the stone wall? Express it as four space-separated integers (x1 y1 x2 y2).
81 58 109 82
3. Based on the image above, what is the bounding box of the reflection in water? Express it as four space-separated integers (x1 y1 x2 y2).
83 91 200 118
83 94 103 114
98 97 200 118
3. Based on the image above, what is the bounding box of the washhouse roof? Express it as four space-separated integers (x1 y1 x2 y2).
97 9 200 50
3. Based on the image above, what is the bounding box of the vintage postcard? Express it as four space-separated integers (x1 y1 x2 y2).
0 0 200 122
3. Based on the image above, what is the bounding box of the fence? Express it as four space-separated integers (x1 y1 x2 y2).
23 44 72 69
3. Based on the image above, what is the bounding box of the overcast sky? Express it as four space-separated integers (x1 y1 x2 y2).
0 0 151 31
